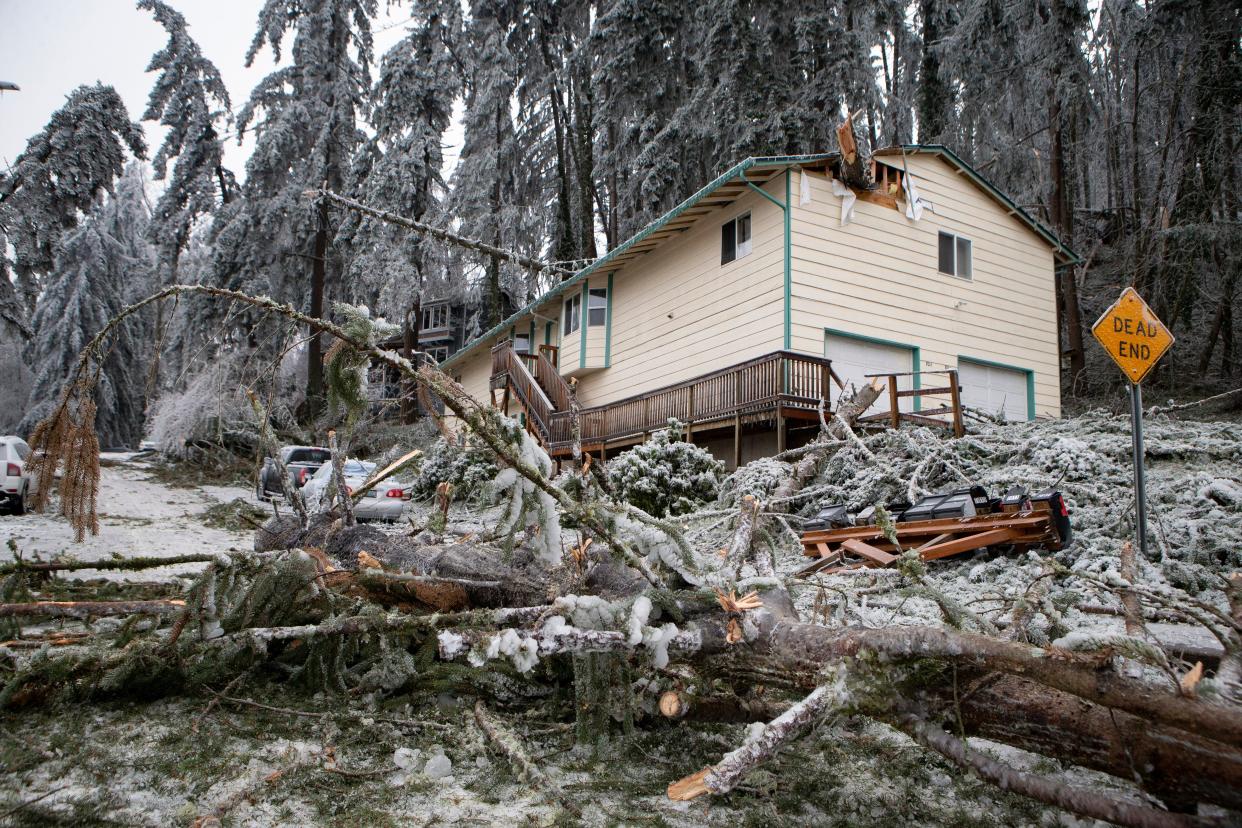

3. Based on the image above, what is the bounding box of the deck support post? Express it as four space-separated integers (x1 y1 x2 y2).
948 370 965 438
776 411 786 453
686 386 695 443
733 413 742 469
888 374 900 431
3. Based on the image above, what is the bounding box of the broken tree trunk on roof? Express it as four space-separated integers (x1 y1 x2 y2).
835 110 872 190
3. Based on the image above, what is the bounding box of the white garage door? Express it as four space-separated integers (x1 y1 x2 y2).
958 360 1030 421
824 332 915 415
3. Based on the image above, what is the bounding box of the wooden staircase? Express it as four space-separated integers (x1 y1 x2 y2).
490 343 572 445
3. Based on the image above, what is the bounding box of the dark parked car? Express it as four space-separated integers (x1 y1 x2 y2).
257 446 331 501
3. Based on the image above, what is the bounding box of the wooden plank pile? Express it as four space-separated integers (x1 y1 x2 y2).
797 491 1071 578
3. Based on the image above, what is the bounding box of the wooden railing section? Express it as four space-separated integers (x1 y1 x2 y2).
524 348 572 412
859 370 965 438
490 342 555 443
544 351 835 452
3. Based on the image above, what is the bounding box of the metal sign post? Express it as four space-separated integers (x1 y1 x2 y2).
1128 382 1148 555
1091 287 1173 559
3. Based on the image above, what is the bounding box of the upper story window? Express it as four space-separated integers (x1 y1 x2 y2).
721 212 752 265
426 345 449 363
938 231 972 280
420 303 450 331
588 287 608 326
563 292 581 335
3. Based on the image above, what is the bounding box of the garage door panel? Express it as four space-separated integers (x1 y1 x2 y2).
959 360 1029 421
825 333 915 415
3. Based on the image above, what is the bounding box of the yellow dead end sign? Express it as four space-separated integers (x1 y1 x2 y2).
1090 287 1174 384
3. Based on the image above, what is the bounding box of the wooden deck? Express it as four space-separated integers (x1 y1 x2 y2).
490 345 841 460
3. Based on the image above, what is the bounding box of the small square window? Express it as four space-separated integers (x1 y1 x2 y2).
588 288 608 326
563 293 581 335
937 231 972 280
513 334 530 354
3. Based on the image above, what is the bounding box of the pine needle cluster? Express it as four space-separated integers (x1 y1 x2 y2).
26 378 102 541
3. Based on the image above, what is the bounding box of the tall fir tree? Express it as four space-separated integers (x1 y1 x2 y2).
21 164 154 447
211 0 376 412
138 0 235 284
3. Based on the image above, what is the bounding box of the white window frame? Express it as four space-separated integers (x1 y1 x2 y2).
721 211 752 265
587 287 608 327
735 212 752 258
563 293 581 335
426 345 450 364
937 231 972 280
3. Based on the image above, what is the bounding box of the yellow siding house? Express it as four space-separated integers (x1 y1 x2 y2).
441 145 1078 468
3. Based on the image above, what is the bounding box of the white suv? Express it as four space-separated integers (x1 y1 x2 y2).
1 436 35 515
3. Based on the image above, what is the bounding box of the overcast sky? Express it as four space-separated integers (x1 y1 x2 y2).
0 0 459 182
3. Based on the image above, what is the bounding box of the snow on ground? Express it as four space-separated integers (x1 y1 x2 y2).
1 413 1239 825
0 455 256 577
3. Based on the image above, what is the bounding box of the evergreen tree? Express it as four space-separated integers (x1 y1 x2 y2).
21 164 154 447
138 0 235 284
444 0 541 329
0 84 145 322
344 0 463 319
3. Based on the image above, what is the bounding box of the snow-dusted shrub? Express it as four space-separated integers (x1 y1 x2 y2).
146 355 255 457
607 422 724 517
719 456 793 507
412 435 501 503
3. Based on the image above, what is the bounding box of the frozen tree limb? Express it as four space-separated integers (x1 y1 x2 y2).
473 700 580 817
668 673 848 799
306 188 575 279
0 553 217 575
0 599 186 619
326 429 354 527
896 715 1215 828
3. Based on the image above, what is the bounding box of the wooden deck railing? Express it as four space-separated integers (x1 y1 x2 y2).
858 370 965 437
543 351 836 451
524 349 572 412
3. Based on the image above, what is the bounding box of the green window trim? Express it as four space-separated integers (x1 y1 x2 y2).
579 284 589 370
544 320 553 348
604 272 614 368
956 355 1036 421
823 327 922 412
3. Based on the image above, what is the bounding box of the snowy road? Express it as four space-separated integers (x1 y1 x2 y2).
0 453 255 576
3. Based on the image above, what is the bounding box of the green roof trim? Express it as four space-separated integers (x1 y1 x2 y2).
441 152 835 370
881 144 1082 266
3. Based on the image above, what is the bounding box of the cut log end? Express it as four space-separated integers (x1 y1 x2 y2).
659 690 688 719
667 768 712 801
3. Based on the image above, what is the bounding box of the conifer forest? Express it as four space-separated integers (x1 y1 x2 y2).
0 1 1240 825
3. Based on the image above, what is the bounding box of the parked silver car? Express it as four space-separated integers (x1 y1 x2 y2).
1 436 36 515
301 459 409 522
257 445 331 501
